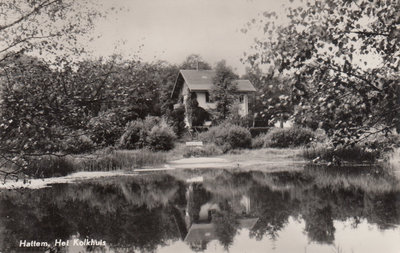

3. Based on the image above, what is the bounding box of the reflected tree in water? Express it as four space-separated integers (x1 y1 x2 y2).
303 205 335 244
1 168 400 252
212 209 240 251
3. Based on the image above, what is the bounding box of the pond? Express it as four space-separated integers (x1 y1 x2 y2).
0 166 399 253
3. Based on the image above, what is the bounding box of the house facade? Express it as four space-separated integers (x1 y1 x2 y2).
171 70 256 127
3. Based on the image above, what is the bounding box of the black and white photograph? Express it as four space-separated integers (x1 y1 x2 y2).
0 0 399 252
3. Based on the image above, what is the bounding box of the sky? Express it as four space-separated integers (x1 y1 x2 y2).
87 0 289 75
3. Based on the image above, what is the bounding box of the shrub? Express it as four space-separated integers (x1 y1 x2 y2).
302 144 380 163
192 106 211 126
360 132 400 152
119 116 176 151
302 131 399 163
227 107 254 128
143 116 162 129
249 127 270 137
258 126 315 148
183 144 223 158
88 110 124 146
169 105 187 137
62 133 95 154
199 123 251 152
251 134 266 149
146 122 177 151
119 120 147 149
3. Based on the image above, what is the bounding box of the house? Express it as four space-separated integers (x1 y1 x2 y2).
184 218 259 251
171 70 256 127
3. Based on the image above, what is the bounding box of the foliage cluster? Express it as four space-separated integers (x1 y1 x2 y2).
244 0 400 147
0 54 180 175
185 93 211 127
119 117 176 151
249 127 270 137
226 108 254 128
303 131 400 163
253 127 315 148
242 67 293 127
198 123 252 152
88 110 125 147
183 144 223 158
302 145 380 163
210 61 239 123
168 105 187 137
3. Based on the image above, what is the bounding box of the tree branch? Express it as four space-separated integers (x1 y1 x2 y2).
328 65 382 92
342 30 390 37
0 0 59 32
0 34 56 54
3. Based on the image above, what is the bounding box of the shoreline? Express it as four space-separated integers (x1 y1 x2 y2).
1 147 398 189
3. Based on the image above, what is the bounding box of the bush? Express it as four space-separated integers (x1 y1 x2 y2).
360 132 400 152
255 126 315 148
251 134 266 149
302 144 380 163
146 122 177 151
199 123 251 152
62 133 95 154
183 144 223 158
227 109 254 128
249 127 270 137
192 106 211 126
119 116 176 151
119 120 147 149
88 110 125 146
169 105 187 137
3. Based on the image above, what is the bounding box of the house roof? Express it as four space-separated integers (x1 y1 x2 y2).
171 70 256 98
184 223 216 244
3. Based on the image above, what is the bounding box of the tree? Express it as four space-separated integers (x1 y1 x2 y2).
244 0 400 147
213 210 239 250
0 55 98 161
0 0 106 63
185 92 211 127
180 54 212 70
242 66 293 127
0 1 114 177
211 61 239 122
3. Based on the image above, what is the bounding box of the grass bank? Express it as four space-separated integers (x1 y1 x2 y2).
389 148 400 170
9 142 400 179
301 145 380 164
22 149 167 178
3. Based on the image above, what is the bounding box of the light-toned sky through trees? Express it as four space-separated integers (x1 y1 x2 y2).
87 0 290 74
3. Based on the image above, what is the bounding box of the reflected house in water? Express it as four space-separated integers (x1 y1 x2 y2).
183 181 258 251
184 218 258 251
1 168 400 253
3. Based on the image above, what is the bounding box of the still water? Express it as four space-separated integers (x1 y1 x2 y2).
0 166 399 253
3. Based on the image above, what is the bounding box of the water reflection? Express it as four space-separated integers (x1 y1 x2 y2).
0 166 399 252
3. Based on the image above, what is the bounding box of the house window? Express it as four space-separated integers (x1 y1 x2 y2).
205 92 213 103
239 95 245 103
